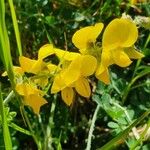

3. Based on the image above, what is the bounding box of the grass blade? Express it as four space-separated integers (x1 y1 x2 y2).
0 0 15 88
0 85 12 150
8 0 22 56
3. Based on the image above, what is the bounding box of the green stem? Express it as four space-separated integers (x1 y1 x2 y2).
86 104 100 150
132 34 150 78
122 69 150 104
9 122 31 136
4 91 14 105
122 33 150 103
44 94 57 150
21 106 42 150
0 85 12 150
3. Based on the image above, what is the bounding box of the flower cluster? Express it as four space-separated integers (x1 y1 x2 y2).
3 18 144 114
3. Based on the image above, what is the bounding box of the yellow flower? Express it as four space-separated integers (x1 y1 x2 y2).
51 55 97 105
72 23 104 54
96 18 144 84
19 56 47 74
130 0 147 5
38 44 80 62
16 83 47 114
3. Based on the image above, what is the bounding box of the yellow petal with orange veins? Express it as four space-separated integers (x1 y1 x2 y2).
75 78 91 98
38 44 55 60
16 83 41 96
96 68 110 84
61 87 74 106
112 50 132 67
72 23 104 50
24 95 47 115
103 18 138 49
81 55 97 76
124 47 144 59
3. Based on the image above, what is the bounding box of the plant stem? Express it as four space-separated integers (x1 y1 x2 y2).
44 94 57 150
21 106 42 150
122 70 150 104
122 33 150 104
4 90 14 105
86 104 100 150
9 122 31 136
0 85 12 150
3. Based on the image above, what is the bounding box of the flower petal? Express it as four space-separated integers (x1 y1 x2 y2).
38 44 55 60
96 50 112 78
81 55 97 76
75 78 91 98
96 68 110 84
19 56 46 74
61 87 74 106
112 49 132 67
62 57 81 86
16 83 41 96
72 23 104 50
51 74 66 93
103 18 138 49
124 47 144 59
24 95 47 114
54 48 80 61
47 63 58 73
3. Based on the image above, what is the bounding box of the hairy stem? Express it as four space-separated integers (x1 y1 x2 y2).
86 104 100 150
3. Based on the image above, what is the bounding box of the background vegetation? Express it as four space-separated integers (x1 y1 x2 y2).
0 0 150 149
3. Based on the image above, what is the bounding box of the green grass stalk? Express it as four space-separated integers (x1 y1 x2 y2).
0 85 12 150
8 0 22 56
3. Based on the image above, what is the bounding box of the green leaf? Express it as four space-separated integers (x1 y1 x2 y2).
97 109 150 150
108 122 119 129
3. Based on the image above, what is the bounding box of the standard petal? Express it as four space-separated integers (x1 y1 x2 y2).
103 18 138 49
61 87 74 106
24 95 47 114
72 23 104 50
38 44 55 60
124 47 144 59
112 49 132 67
81 55 97 76
75 78 91 98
